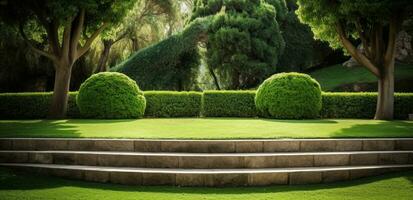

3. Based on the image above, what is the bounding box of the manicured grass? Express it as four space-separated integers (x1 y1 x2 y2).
0 167 412 200
310 64 413 91
0 118 412 139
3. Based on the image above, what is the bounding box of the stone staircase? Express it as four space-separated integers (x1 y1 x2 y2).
0 138 412 186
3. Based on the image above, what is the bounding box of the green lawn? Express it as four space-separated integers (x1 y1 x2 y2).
0 167 412 200
310 64 413 91
0 118 412 139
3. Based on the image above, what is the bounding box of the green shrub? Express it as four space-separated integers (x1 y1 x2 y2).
322 92 413 119
0 92 79 119
255 73 322 119
144 91 202 117
203 90 257 117
77 72 146 119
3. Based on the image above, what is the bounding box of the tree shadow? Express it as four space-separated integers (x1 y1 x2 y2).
332 120 413 138
203 117 339 124
0 167 412 194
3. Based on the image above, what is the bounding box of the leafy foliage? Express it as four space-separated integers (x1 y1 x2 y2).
202 90 257 117
77 72 146 119
112 17 210 90
191 0 285 89
145 91 202 117
255 73 322 119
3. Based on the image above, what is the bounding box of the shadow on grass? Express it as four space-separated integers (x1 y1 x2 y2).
332 120 413 138
204 117 339 124
0 119 134 138
0 167 412 194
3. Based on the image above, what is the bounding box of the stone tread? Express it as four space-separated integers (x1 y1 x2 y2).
2 138 413 141
1 150 412 156
2 163 413 174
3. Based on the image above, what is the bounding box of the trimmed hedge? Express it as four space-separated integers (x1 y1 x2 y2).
0 92 80 119
77 72 146 119
203 90 257 117
144 91 202 117
0 91 412 119
255 73 322 119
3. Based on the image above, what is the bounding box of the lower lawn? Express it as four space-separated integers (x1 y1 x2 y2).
0 168 412 200
0 118 412 139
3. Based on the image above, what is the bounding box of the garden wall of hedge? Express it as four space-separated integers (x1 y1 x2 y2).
0 91 412 119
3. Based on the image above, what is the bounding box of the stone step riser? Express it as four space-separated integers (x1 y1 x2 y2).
5 165 413 186
1 152 412 169
1 139 413 153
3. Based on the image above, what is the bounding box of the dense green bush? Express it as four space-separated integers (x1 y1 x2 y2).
203 90 257 117
144 91 202 117
77 72 146 119
255 73 322 119
322 93 413 119
0 92 79 119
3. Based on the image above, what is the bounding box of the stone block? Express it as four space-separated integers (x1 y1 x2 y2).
176 174 205 186
248 173 288 186
134 140 161 152
29 153 53 164
322 170 350 183
97 154 145 167
67 140 95 151
0 152 28 163
178 156 209 169
236 141 263 153
263 141 300 152
34 140 68 150
276 155 313 167
12 140 35 150
363 140 394 151
110 172 142 185
84 170 110 183
289 171 322 184
350 169 378 180
336 140 362 151
243 156 276 168
314 154 349 166
378 153 409 164
207 156 243 168
94 140 134 151
350 154 378 165
75 154 97 166
205 173 248 187
146 156 178 168
0 140 12 150
50 168 83 180
300 140 336 152
142 173 175 185
395 140 413 150
207 141 235 153
53 153 76 165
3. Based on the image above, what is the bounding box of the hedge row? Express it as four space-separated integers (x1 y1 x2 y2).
0 91 412 119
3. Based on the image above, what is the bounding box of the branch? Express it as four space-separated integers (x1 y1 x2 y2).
70 9 85 61
19 24 57 62
76 23 108 59
355 18 371 58
336 22 380 77
384 14 401 67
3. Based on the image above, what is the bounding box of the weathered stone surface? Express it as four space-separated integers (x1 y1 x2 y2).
176 174 205 186
322 170 350 183
97 154 145 167
350 154 378 165
12 140 35 150
243 156 276 168
178 156 209 169
378 153 409 164
300 141 336 152
75 154 97 166
208 156 243 168
248 173 288 186
94 140 134 151
276 155 313 167
67 140 95 151
34 140 68 150
205 173 248 187
146 156 178 168
50 169 83 180
84 170 109 183
29 153 53 164
314 154 349 166
236 141 263 153
134 141 161 152
363 140 395 151
142 173 175 185
263 141 300 152
207 141 235 153
110 171 142 185
53 153 76 165
395 140 413 150
336 141 362 151
289 172 322 184
0 140 12 150
0 152 28 163
160 141 209 153
350 169 378 180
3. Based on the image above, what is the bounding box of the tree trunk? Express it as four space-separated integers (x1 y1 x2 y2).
48 62 73 119
96 40 113 72
131 38 140 52
208 66 221 90
374 63 395 120
232 70 240 89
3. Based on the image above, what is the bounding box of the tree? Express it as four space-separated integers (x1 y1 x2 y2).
0 0 136 118
96 0 176 73
296 0 413 119
191 0 285 89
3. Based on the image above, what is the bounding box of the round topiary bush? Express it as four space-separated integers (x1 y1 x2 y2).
255 72 322 119
77 72 146 119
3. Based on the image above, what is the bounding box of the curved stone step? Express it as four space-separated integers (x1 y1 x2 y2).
1 163 412 186
1 138 413 153
1 150 412 169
